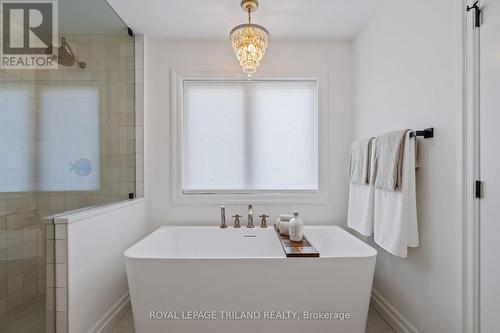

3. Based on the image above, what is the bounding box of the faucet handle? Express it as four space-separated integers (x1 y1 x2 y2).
259 214 269 228
232 214 242 228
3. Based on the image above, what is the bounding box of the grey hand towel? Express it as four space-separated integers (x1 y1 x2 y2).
372 129 410 191
348 137 374 185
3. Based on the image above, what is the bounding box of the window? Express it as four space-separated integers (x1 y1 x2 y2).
0 83 35 192
181 79 318 194
36 83 100 191
0 82 99 192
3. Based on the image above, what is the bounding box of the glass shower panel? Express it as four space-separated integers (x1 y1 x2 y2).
0 1 137 332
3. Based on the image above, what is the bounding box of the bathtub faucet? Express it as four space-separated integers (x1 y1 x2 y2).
247 205 254 228
220 206 227 229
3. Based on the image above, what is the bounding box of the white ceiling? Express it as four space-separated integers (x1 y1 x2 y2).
105 0 384 40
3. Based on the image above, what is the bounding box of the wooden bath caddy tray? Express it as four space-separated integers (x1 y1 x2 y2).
275 230 320 257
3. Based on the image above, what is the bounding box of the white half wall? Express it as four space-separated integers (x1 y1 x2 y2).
55 199 148 333
352 0 461 332
144 40 352 228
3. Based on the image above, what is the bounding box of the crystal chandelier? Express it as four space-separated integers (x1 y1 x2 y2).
230 0 269 77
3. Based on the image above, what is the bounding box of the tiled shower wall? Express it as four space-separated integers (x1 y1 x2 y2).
0 33 138 327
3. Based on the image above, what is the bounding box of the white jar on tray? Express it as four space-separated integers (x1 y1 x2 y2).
288 211 304 242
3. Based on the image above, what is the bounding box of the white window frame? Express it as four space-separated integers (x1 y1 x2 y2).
171 70 329 205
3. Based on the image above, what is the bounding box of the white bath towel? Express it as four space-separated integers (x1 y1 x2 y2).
348 138 374 184
374 131 419 257
372 129 409 191
347 138 375 236
347 182 375 236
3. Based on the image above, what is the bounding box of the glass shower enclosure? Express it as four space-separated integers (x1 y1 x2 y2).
0 1 138 332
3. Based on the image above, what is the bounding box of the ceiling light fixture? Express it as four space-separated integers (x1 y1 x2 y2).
230 0 269 77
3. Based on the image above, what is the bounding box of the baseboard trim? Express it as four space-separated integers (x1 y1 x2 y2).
89 292 131 333
371 289 420 333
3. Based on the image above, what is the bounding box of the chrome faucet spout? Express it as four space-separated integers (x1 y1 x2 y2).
247 205 254 228
220 206 227 228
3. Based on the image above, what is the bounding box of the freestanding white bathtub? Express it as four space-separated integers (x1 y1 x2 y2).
125 225 376 333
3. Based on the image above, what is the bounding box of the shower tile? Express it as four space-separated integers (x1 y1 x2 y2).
56 311 68 333
90 35 105 43
105 35 120 43
23 282 36 301
64 196 79 211
109 113 120 127
46 310 56 332
5 193 22 200
0 277 7 298
54 240 67 264
22 226 37 241
0 297 6 316
54 225 66 240
7 275 23 294
135 154 143 168
21 239 36 260
5 199 22 215
23 271 37 290
107 57 121 70
126 56 135 70
37 197 50 210
7 290 23 313
45 224 55 240
22 197 36 210
50 197 65 212
46 287 54 311
106 44 120 57
135 111 143 127
6 243 21 260
46 264 54 287
6 228 21 241
91 57 105 71
55 288 66 312
46 240 54 264
0 200 6 216
91 43 105 57
120 113 131 127
120 43 134 57
55 264 66 288
7 260 23 279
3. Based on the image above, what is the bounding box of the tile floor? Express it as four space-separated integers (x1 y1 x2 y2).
112 306 396 333
0 295 45 333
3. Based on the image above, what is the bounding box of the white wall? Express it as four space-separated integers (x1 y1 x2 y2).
59 199 148 333
352 0 461 332
144 40 352 228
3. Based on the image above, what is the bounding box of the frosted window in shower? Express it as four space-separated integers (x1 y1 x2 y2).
182 80 318 193
37 84 100 191
0 83 35 192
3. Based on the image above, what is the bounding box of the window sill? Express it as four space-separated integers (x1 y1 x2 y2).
172 192 327 205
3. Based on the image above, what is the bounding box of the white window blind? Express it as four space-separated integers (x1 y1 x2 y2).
37 83 100 191
0 83 35 192
182 80 318 193
0 82 99 192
